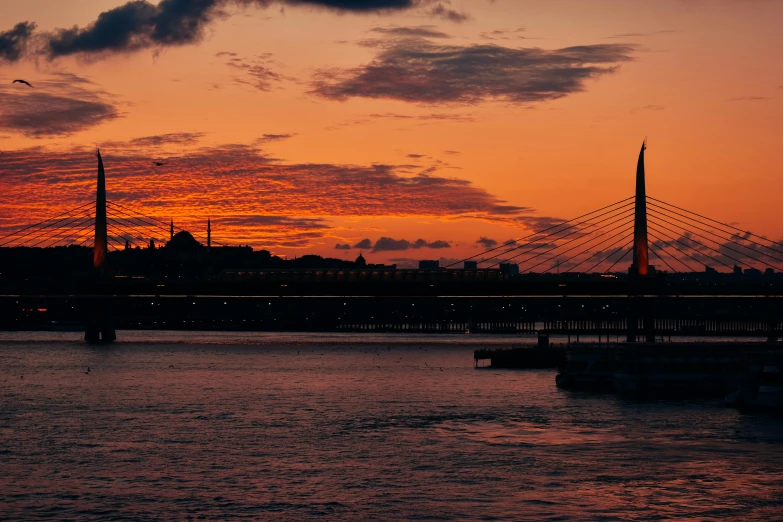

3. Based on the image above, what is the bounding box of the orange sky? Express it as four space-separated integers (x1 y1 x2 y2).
0 0 781 269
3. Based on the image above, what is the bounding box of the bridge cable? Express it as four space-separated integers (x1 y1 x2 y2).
7 208 94 247
647 222 734 270
106 224 139 248
647 230 705 272
107 200 226 247
647 201 783 265
568 231 634 274
583 240 633 274
525 220 634 273
494 209 634 268
106 217 164 244
106 205 171 236
0 206 95 247
647 231 696 272
561 225 636 273
648 243 679 273
445 196 634 267
648 196 783 252
106 214 168 242
0 201 95 244
602 244 634 274
32 218 95 249
481 201 634 267
647 212 781 271
2 213 94 248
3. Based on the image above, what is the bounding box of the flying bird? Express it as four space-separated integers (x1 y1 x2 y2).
12 79 33 87
152 161 167 167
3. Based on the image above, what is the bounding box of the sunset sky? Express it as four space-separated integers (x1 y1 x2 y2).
1 0 781 267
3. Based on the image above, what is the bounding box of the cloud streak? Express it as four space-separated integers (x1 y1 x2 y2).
0 73 121 138
0 140 536 248
311 39 635 105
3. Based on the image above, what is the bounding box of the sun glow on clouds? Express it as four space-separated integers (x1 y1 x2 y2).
0 142 536 255
1 0 782 259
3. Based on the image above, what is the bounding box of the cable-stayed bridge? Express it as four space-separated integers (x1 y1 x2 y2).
0 145 782 342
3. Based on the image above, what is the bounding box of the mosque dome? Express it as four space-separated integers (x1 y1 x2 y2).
166 230 202 251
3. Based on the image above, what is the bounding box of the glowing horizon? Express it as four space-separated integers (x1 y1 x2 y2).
1 0 782 269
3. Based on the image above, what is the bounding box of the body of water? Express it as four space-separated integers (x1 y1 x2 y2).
1 331 782 520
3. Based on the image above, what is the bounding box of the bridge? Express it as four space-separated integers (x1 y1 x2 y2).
1 145 782 342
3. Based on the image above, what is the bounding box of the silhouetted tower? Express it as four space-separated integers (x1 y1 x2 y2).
207 218 211 248
93 149 108 271
170 219 174 241
630 141 649 277
86 149 116 344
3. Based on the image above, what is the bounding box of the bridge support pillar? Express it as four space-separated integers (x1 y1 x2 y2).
85 297 116 344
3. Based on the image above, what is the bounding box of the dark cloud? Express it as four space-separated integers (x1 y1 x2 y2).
45 0 219 58
129 132 206 146
254 133 297 144
224 53 288 91
0 74 121 138
324 111 474 130
0 21 35 62
269 0 418 11
426 3 469 23
372 237 450 252
479 28 526 41
516 215 567 233
4 0 424 60
335 243 352 250
728 96 770 102
632 104 665 112
476 236 497 248
369 112 474 122
606 30 674 39
354 238 373 249
369 25 451 39
311 39 635 105
427 239 451 249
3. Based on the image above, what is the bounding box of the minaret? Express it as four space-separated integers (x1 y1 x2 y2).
631 141 649 277
170 218 174 241
93 149 108 270
207 218 211 248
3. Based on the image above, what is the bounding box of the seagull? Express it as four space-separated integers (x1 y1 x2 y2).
152 161 166 167
12 79 33 87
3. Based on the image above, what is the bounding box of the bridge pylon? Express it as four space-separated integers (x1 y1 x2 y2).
85 149 116 344
627 142 655 342
630 141 649 278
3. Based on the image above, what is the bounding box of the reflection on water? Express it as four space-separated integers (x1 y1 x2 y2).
1 332 781 521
